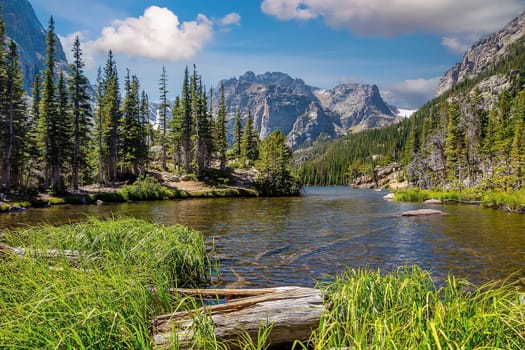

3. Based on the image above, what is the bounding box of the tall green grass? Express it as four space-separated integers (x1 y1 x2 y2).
395 187 525 212
297 266 525 349
0 217 211 348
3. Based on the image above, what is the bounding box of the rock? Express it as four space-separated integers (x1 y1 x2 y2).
400 209 446 217
383 193 395 200
216 71 399 150
436 12 525 97
180 175 191 181
8 206 26 213
96 200 104 205
424 199 443 204
170 175 180 182
2 0 70 93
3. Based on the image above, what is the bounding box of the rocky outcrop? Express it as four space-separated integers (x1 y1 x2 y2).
314 84 398 131
216 72 398 149
400 209 447 217
1 0 70 93
436 11 525 96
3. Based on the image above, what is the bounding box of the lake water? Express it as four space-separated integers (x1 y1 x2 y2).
1 187 524 288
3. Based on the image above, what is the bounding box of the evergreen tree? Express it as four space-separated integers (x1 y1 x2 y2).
241 110 258 164
180 66 193 173
158 66 168 170
2 40 27 192
0 19 7 191
39 17 63 191
120 71 143 177
510 91 525 189
94 67 106 183
216 82 228 171
169 96 183 171
139 90 150 172
255 130 301 196
232 107 243 157
99 51 121 184
68 36 92 190
56 70 71 189
444 98 466 185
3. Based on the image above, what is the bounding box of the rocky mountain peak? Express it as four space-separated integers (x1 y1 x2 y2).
216 71 398 149
436 11 525 96
1 0 69 93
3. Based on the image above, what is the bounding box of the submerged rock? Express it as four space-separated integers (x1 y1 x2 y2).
400 209 446 217
8 206 26 213
383 193 395 200
424 199 443 204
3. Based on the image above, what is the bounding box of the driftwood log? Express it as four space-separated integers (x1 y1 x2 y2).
0 243 80 262
150 286 324 349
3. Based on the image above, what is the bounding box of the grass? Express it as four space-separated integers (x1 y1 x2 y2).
0 217 212 349
394 187 525 212
295 266 525 349
190 188 257 198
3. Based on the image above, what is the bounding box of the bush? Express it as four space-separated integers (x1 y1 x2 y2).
94 191 126 202
254 169 302 196
120 175 174 201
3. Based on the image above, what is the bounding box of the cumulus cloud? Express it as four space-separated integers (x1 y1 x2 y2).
219 12 241 26
61 7 241 67
381 77 441 109
260 0 524 37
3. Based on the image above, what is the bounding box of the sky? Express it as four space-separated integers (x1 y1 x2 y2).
29 0 525 109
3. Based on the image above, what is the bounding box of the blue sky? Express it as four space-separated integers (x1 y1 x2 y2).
29 0 525 108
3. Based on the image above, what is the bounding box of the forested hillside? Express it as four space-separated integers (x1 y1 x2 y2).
298 18 525 191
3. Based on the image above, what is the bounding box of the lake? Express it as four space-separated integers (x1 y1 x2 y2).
1 187 524 288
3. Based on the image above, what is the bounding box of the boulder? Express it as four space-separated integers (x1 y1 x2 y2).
96 200 104 206
180 175 191 182
401 209 446 217
8 206 26 213
424 199 443 205
383 193 395 200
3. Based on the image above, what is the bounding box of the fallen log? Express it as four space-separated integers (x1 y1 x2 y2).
150 286 324 349
0 243 80 262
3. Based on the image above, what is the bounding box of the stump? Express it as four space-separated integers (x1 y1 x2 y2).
150 286 324 349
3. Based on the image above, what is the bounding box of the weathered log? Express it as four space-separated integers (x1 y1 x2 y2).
150 286 324 349
0 243 80 262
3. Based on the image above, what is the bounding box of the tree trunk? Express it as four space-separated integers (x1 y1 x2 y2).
150 286 324 349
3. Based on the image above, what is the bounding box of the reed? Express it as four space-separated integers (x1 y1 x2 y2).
0 217 212 349
296 266 525 349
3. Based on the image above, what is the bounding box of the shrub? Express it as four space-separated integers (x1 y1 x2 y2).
120 175 174 201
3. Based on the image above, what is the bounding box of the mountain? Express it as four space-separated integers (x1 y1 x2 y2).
216 71 398 149
298 11 525 188
0 0 69 92
436 11 525 97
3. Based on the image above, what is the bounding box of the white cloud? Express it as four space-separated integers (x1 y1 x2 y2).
381 77 441 109
61 7 243 66
219 13 241 26
441 37 472 54
261 0 524 36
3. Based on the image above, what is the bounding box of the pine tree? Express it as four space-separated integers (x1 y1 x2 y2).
68 36 92 190
510 91 525 189
180 66 193 173
94 67 106 183
241 110 258 164
3 40 27 192
0 19 7 192
216 82 228 171
138 90 150 173
159 66 169 170
169 96 183 171
56 70 71 190
39 17 62 191
99 51 121 184
120 71 144 178
444 98 465 185
233 107 243 157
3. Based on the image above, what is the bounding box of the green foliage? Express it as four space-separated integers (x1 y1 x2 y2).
0 218 211 348
120 175 174 201
255 130 301 196
297 266 525 350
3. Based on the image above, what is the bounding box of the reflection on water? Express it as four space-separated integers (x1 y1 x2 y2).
1 187 524 287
